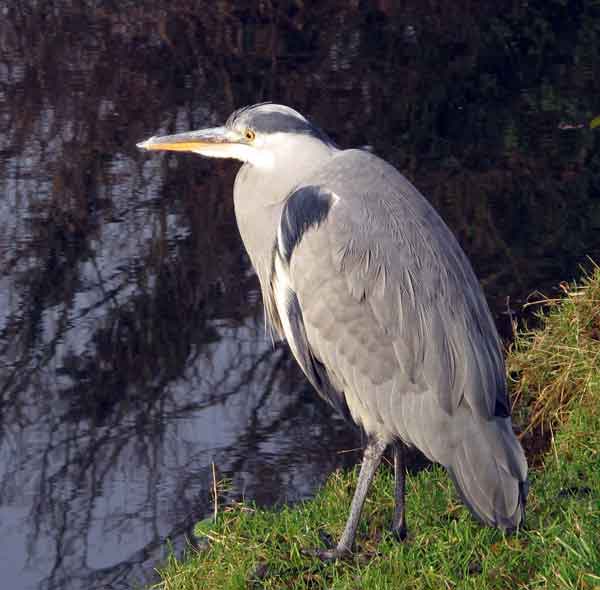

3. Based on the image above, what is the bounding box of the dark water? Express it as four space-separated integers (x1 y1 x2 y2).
1 2 599 589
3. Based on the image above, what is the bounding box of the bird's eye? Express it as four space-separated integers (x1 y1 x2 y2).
244 128 256 141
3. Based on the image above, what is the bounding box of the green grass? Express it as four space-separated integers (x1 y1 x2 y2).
154 268 600 590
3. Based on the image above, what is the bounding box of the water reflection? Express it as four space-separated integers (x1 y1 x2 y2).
2 317 355 589
1 2 599 589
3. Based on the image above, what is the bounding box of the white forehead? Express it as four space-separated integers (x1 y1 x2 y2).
228 103 312 133
253 104 308 122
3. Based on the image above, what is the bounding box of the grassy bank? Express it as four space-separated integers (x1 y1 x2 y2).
155 269 600 590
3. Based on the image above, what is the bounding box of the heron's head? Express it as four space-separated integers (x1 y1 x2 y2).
137 103 334 170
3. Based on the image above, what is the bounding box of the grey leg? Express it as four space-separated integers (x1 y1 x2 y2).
310 437 387 560
391 441 408 541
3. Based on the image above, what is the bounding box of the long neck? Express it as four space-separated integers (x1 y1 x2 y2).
233 137 337 296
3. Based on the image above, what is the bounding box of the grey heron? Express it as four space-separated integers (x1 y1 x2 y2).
138 103 528 559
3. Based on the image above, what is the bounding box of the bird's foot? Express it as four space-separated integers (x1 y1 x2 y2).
301 546 352 562
391 523 408 542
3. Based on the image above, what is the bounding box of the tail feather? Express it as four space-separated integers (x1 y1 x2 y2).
446 417 528 530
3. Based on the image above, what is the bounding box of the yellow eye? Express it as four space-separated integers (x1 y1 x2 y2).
244 128 256 141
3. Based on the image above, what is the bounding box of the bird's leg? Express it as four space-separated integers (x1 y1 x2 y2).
309 437 387 561
391 441 408 541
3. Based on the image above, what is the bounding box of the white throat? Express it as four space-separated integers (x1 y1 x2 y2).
192 143 275 170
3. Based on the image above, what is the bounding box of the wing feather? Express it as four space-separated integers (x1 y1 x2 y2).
272 150 508 428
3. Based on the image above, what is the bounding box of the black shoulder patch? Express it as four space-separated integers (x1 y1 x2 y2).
278 185 334 264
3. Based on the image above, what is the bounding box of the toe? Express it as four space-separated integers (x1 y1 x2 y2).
301 547 352 562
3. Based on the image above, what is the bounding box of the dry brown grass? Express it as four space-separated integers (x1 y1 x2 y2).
508 261 600 439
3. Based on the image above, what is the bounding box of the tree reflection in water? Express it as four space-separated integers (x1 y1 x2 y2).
0 2 599 589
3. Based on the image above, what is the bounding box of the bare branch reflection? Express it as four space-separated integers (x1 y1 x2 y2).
0 1 599 589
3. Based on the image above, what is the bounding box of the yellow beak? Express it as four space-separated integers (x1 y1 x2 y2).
137 126 244 152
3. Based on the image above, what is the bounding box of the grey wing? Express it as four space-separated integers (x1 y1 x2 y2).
271 186 353 421
272 150 508 437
